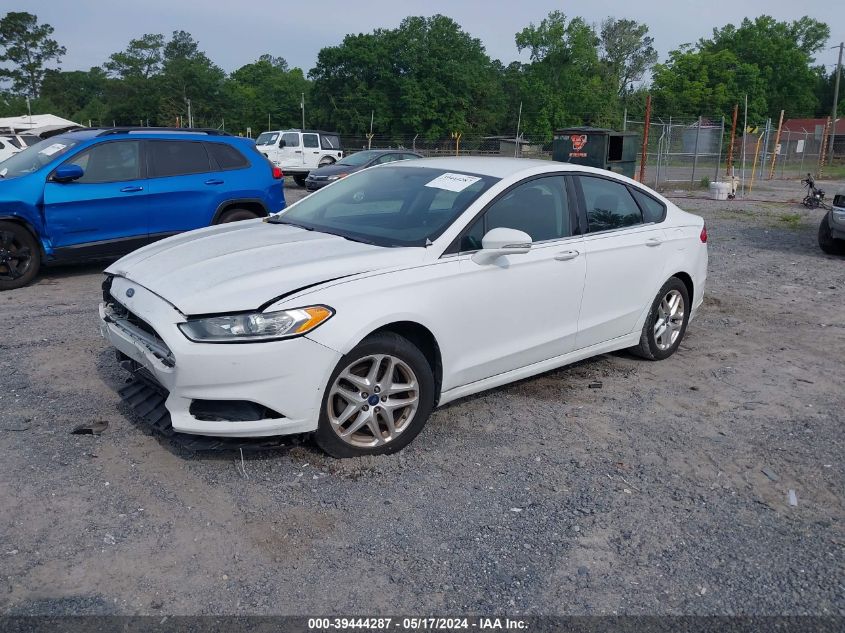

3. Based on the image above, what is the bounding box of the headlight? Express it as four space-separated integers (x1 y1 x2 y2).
178 305 334 342
327 173 348 181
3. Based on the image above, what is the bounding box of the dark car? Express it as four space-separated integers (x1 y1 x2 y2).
0 127 285 290
304 149 422 191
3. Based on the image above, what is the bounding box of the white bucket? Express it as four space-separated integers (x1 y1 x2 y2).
709 182 730 201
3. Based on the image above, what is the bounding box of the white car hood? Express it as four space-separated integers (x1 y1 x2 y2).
106 220 425 315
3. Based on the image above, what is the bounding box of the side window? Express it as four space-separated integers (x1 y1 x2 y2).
0 141 5 149
321 134 340 150
629 188 666 223
66 141 142 183
206 143 249 170
281 132 299 147
148 141 211 177
303 134 320 149
374 154 398 165
579 176 643 232
460 176 570 251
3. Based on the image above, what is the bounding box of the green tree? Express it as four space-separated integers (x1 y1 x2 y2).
159 30 225 127
104 34 165 79
224 55 310 135
309 15 505 138
515 11 617 139
40 67 108 120
0 11 66 97
700 15 829 117
599 18 657 98
651 47 768 120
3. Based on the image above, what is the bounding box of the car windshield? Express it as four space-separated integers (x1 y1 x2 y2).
337 151 381 167
272 165 499 247
0 137 80 180
255 132 279 146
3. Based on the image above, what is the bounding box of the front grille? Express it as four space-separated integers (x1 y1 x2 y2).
109 295 169 352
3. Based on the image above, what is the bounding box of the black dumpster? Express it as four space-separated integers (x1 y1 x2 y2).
552 127 639 178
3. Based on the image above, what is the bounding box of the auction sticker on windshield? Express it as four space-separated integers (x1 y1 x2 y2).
39 143 67 156
425 172 482 192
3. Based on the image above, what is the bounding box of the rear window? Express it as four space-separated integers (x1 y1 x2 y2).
206 142 249 170
148 141 211 177
321 134 341 150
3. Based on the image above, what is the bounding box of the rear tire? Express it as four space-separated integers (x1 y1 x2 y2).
315 332 435 458
818 212 845 255
293 175 307 187
0 221 40 291
217 208 259 224
630 277 691 361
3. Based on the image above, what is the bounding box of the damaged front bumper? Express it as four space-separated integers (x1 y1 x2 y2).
98 276 341 439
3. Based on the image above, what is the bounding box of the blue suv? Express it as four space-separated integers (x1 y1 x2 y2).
0 128 286 289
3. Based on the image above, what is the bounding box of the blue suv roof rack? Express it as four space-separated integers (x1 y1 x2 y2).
95 127 231 137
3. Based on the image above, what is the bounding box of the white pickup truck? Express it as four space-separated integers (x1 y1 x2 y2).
255 129 343 186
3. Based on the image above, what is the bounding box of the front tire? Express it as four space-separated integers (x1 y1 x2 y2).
818 212 845 255
293 175 307 187
630 277 690 361
217 208 259 224
0 221 41 291
315 332 435 458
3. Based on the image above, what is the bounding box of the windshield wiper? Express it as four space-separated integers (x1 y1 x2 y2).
267 217 314 230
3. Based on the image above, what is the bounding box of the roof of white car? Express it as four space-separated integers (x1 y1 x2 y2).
399 156 595 179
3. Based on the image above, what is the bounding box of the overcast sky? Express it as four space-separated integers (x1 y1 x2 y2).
13 0 845 75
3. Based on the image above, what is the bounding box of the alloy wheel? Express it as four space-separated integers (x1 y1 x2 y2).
327 354 420 448
0 230 33 282
654 289 685 351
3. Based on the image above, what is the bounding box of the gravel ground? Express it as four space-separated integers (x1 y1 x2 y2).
1 179 843 616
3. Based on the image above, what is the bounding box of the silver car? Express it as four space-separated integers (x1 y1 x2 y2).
819 189 845 255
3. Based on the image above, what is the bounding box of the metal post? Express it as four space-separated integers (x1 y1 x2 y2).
301 93 305 130
715 115 724 183
726 103 738 177
514 101 522 158
829 42 843 165
800 130 808 175
768 110 784 179
622 107 627 132
740 94 748 196
638 94 651 183
691 116 702 185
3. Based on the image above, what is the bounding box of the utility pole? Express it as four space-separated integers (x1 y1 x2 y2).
514 101 522 158
301 93 305 130
828 42 843 166
186 98 192 128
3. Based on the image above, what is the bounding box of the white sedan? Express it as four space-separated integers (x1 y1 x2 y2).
99 158 707 457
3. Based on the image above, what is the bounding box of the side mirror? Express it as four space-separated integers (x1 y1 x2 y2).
278 139 286 148
471 227 532 264
53 164 84 183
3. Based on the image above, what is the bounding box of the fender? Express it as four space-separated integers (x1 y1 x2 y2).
211 198 270 224
0 213 50 257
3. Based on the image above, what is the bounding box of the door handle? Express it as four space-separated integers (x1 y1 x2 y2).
645 238 663 247
120 186 143 193
554 250 580 261
204 179 224 185
294 150 302 154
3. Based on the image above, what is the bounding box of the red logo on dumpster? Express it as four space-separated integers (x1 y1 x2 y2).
569 134 588 158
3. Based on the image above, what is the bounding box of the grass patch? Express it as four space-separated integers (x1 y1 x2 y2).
777 213 802 229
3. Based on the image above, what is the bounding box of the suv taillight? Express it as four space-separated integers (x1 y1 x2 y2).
700 224 707 243
272 166 283 179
